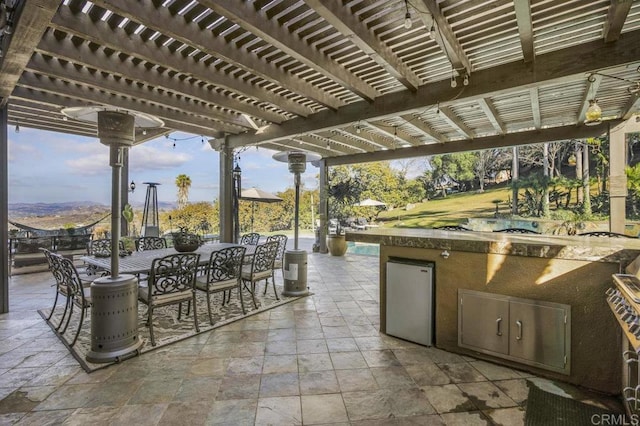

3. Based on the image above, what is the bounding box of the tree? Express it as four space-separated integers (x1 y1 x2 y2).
168 202 217 234
474 148 509 191
175 174 192 209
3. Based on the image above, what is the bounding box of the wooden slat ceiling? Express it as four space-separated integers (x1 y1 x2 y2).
1 0 639 164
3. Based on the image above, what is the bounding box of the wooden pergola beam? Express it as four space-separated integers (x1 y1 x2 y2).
326 121 620 166
229 28 640 147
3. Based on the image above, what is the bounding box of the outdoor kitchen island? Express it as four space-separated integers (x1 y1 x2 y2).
346 227 640 394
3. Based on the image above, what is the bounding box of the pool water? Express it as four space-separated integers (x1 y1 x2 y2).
346 242 380 256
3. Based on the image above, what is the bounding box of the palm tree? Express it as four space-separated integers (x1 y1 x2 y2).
175 174 191 209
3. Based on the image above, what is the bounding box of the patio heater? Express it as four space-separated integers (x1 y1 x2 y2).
273 150 321 296
61 106 163 363
140 182 160 237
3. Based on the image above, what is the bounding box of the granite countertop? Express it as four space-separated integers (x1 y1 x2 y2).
346 227 640 265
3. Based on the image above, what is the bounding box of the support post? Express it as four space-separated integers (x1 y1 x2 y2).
219 139 234 243
511 146 519 215
318 160 328 254
609 117 640 233
0 105 8 313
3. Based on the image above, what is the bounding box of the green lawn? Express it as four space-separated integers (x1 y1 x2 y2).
376 186 514 229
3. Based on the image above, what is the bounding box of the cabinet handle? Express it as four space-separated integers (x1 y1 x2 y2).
516 320 523 340
496 317 503 336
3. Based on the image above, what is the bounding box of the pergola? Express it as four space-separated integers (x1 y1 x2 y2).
1 0 639 313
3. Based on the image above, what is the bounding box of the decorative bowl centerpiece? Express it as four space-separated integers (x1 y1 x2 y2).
172 230 201 252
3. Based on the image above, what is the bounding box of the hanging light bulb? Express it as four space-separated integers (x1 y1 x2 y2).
463 74 469 86
584 99 602 126
142 129 147 136
356 125 361 134
15 124 19 133
450 75 457 88
403 0 412 29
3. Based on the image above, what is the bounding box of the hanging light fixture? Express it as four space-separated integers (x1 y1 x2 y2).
450 75 457 88
14 123 19 133
463 73 469 86
584 99 602 126
403 0 412 29
426 15 436 40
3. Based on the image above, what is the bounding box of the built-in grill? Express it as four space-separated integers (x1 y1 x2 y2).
607 274 640 414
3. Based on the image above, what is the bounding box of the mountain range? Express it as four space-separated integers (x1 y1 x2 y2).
9 201 177 217
8 201 177 230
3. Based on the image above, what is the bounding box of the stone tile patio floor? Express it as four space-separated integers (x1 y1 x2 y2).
0 242 624 425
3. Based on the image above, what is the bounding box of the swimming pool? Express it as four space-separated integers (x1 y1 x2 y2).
346 241 380 256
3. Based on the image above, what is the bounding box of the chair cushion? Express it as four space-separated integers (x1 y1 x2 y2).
138 286 192 306
195 277 238 292
242 270 272 281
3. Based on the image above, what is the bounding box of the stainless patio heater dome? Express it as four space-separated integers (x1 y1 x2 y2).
273 150 322 296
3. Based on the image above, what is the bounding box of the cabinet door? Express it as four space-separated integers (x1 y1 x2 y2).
459 290 509 355
509 300 568 372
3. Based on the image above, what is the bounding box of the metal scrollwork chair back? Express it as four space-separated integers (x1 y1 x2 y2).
139 253 201 346
195 246 248 325
578 231 634 238
135 236 168 251
493 228 541 234
240 232 260 245
266 234 288 286
42 248 67 325
242 241 279 303
434 225 470 231
87 238 125 256
55 254 92 346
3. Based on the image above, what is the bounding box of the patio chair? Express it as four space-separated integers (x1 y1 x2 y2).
434 225 470 231
85 238 125 276
241 241 279 303
52 253 92 346
266 234 287 287
42 248 69 326
195 246 248 325
493 228 541 234
240 232 260 245
135 236 168 251
86 238 125 256
138 253 201 346
578 231 634 238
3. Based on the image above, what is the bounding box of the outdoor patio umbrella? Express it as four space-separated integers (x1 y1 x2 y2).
240 187 283 232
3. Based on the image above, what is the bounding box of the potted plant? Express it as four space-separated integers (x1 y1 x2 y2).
172 227 202 252
327 221 347 256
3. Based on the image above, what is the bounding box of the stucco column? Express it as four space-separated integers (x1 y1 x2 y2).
0 105 8 313
511 146 519 215
318 160 328 254
609 117 640 233
218 139 234 243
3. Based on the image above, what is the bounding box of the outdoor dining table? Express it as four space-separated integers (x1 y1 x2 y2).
80 242 258 363
80 242 256 275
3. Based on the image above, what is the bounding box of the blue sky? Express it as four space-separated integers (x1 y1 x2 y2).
8 128 323 205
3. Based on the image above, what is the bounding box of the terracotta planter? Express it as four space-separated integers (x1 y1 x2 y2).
327 234 347 256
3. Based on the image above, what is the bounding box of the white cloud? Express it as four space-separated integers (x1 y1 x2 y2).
129 145 192 171
66 152 111 175
8 141 40 163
